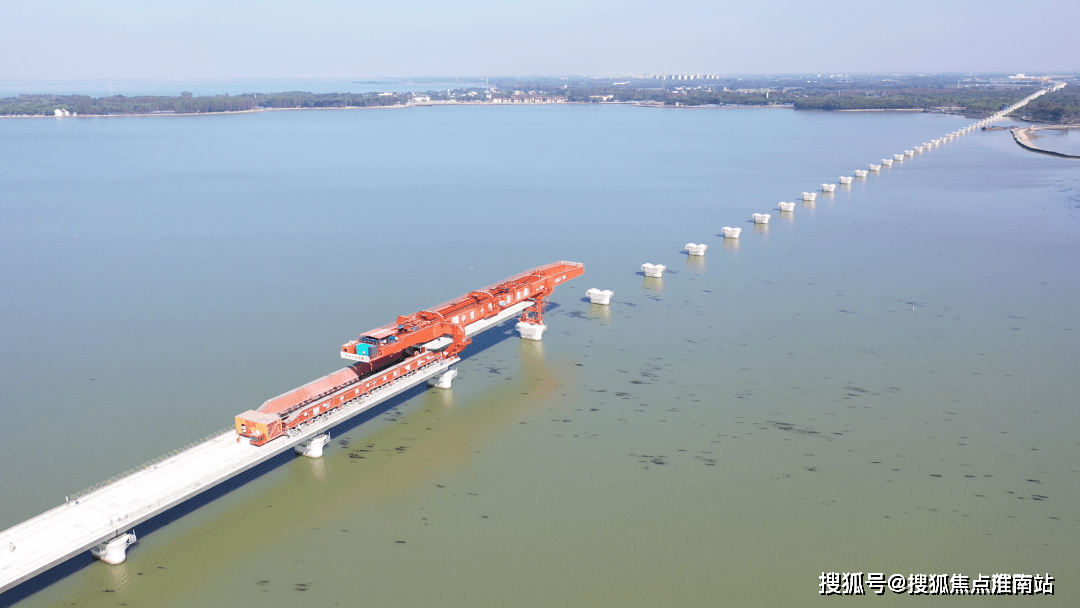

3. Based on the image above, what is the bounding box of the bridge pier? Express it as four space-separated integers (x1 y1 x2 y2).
427 369 458 389
90 531 136 565
516 322 547 340
586 288 614 305
295 434 331 458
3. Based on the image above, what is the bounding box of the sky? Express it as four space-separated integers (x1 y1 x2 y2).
1 0 1077 81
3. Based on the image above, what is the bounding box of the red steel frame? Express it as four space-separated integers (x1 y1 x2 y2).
235 261 585 445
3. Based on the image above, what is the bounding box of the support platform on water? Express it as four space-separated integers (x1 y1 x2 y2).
0 299 535 595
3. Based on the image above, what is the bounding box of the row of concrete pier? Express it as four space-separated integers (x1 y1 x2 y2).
629 87 1054 281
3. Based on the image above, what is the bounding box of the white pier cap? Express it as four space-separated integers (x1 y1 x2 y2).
801 192 817 201
881 158 893 166
721 226 742 238
586 288 614 305
904 149 915 157
821 183 836 192
893 154 905 161
295 434 331 458
516 322 547 340
427 368 458 388
752 213 771 224
641 263 666 277
90 532 137 565
854 169 869 177
778 202 796 212
869 164 882 171
685 243 708 256
839 176 854 184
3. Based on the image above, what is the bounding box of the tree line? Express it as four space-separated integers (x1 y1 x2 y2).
1021 88 1080 123
0 91 411 116
1 83 1056 120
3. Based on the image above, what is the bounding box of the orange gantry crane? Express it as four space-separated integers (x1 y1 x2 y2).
235 261 585 446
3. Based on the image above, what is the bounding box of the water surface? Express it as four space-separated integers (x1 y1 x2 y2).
1 105 1077 606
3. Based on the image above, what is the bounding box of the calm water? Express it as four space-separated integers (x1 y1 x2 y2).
1031 127 1080 156
1 106 1078 607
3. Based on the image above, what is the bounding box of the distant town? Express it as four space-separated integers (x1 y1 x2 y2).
3 72 1077 123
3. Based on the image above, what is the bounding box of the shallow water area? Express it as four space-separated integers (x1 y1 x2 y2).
1028 127 1080 156
1 105 1078 607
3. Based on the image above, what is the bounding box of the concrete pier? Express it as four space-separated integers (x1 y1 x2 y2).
586 288 614 305
641 263 666 277
516 322 547 340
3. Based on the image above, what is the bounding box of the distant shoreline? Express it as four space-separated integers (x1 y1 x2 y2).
0 100 1017 120
0 104 413 119
835 108 926 112
0 101 800 119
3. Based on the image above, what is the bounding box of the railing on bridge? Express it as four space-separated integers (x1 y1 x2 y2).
67 427 234 501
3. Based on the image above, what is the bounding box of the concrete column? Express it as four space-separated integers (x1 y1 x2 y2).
91 531 137 565
295 434 331 458
641 263 666 277
516 322 547 340
427 369 458 389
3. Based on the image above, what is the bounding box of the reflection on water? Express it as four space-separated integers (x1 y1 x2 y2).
721 238 741 253
107 564 129 590
684 254 707 275
586 303 612 321
517 337 544 363
641 276 663 292
307 455 328 482
434 383 456 409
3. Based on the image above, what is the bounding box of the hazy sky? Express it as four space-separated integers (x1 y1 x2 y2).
1 0 1077 80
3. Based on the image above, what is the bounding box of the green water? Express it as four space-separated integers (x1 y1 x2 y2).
1 105 1077 606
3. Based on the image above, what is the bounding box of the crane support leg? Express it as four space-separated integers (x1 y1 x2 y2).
517 296 548 340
